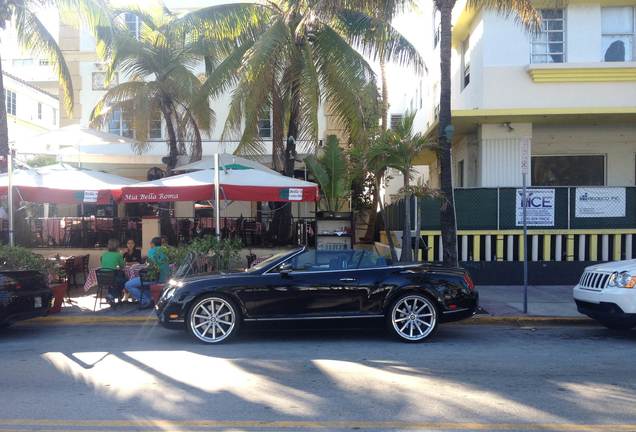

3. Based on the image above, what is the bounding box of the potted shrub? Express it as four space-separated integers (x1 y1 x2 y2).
0 246 64 313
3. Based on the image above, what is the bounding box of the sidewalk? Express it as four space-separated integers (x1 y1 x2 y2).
29 285 591 326
477 285 579 317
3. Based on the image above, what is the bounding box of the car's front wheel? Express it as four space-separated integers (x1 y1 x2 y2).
387 294 438 342
187 295 240 344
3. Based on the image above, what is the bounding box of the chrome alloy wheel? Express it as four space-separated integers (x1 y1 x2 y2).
391 295 437 341
189 297 236 343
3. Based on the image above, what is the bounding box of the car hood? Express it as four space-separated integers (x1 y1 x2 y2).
585 259 636 273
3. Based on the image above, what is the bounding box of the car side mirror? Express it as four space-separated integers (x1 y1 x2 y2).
279 262 293 276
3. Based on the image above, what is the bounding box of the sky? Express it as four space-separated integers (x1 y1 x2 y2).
0 0 430 114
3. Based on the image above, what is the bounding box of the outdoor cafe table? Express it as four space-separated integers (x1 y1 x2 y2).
83 264 146 292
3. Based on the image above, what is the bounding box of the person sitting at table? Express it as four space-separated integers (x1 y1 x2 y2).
124 237 169 308
100 239 126 304
122 239 142 264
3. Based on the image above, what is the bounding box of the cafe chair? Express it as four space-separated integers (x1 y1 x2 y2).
138 268 155 310
63 256 77 297
94 268 117 311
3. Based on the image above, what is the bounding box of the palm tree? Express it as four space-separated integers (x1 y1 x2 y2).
305 135 350 213
90 5 214 170
350 132 399 262
0 0 107 168
434 0 540 266
385 111 430 262
184 1 423 243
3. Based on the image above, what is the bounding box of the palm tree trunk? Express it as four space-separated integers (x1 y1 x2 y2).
189 123 203 163
364 55 389 242
272 79 285 172
161 104 179 171
0 53 9 172
438 0 459 267
379 56 389 132
377 178 398 263
400 175 413 262
271 81 300 245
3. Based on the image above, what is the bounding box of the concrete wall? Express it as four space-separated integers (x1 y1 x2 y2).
533 124 636 186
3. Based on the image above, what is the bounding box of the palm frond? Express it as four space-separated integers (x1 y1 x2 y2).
312 24 377 144
467 0 541 32
14 7 74 113
334 10 426 74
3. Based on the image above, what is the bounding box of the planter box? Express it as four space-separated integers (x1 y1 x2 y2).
150 283 164 304
49 282 67 314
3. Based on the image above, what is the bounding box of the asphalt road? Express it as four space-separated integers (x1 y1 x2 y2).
1 321 636 432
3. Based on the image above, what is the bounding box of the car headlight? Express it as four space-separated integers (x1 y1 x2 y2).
161 287 177 302
167 279 184 288
608 272 636 289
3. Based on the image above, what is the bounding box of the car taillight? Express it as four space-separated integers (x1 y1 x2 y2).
463 274 475 291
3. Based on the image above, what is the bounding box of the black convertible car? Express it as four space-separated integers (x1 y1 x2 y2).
156 247 478 343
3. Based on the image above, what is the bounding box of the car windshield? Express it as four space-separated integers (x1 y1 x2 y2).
275 249 391 273
245 249 301 273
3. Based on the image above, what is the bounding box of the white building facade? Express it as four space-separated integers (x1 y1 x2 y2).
3 72 59 151
414 0 636 189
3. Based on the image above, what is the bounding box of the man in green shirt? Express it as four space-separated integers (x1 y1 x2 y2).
100 239 125 304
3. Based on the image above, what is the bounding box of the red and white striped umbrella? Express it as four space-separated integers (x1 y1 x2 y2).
121 160 319 203
0 164 137 204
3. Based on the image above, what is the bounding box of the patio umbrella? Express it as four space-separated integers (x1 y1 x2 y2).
0 164 138 204
121 161 319 203
175 154 279 174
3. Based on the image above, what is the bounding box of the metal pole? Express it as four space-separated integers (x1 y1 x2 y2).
7 148 14 247
214 153 221 238
522 172 528 314
413 195 418 261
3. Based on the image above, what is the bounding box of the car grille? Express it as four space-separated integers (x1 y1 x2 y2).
579 271 612 290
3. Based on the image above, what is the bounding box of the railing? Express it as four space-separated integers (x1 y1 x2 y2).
167 216 316 247
385 229 635 263
14 217 142 249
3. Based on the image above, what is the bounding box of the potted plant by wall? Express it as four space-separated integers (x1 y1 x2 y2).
305 135 351 217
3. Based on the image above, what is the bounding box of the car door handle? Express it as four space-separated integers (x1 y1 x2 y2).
339 277 357 282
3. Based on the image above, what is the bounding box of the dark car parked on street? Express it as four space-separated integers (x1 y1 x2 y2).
156 247 478 343
0 271 52 327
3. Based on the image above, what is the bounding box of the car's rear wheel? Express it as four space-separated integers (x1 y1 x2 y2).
187 295 240 344
387 294 438 342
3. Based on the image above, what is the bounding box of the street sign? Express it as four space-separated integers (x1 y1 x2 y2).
520 138 531 175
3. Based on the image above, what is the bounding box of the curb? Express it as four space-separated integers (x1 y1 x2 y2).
25 315 154 326
457 315 595 326
19 314 596 327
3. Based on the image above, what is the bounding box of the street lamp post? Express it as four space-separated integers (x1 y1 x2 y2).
7 147 14 247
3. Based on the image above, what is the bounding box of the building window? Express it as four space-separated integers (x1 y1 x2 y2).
4 90 16 116
461 38 471 89
257 110 272 138
532 155 605 186
12 58 33 67
37 103 42 120
124 13 140 40
531 9 565 64
602 7 634 62
108 108 133 138
390 114 403 129
92 72 118 90
149 111 162 139
52 108 57 125
39 59 49 66
456 160 465 187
